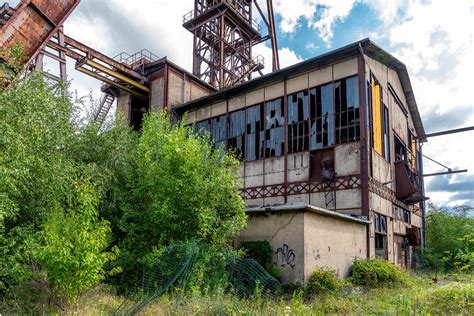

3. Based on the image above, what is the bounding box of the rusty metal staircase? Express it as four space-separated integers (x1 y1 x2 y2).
93 92 115 128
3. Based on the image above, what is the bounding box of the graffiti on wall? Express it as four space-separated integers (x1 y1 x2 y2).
274 244 295 268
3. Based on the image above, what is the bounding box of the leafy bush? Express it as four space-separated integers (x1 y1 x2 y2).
350 258 407 287
34 180 118 304
268 266 284 280
241 240 273 269
305 267 343 296
420 204 474 273
112 112 247 290
427 282 474 313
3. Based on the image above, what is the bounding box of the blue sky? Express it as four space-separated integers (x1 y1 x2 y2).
10 0 473 206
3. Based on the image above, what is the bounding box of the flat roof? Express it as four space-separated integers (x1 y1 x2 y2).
174 38 426 141
246 203 370 225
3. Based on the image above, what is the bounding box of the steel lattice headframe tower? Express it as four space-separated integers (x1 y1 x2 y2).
183 0 278 90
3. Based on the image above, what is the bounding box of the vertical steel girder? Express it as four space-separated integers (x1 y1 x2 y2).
184 0 264 90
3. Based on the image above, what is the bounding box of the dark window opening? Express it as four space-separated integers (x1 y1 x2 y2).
130 96 148 131
375 234 388 259
394 135 407 162
310 83 334 150
211 114 227 149
287 90 309 153
374 212 388 259
382 105 390 161
246 104 264 161
228 109 245 159
403 209 410 223
393 205 411 223
265 98 285 157
335 76 360 144
310 148 335 179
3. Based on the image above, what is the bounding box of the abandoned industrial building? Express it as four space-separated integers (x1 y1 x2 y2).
112 39 427 283
1 0 427 284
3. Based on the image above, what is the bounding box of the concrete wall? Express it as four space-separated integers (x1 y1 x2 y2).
116 92 130 123
304 211 367 279
236 212 305 284
236 209 367 283
150 77 165 113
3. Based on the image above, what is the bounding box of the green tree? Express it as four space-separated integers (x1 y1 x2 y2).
421 204 474 273
114 112 247 288
0 72 116 304
34 179 118 304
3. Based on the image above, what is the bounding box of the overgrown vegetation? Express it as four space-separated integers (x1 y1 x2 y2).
305 267 343 296
417 203 474 276
350 257 409 287
0 67 246 310
241 240 273 269
1 55 473 314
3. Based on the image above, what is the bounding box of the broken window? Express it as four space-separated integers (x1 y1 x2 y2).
374 212 388 259
407 127 417 170
210 114 227 149
287 90 309 153
310 83 334 150
194 119 210 138
228 109 245 159
393 205 411 223
246 104 264 161
265 98 285 157
394 134 406 162
335 76 360 144
382 105 390 161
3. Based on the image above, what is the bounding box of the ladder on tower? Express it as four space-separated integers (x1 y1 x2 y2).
93 93 115 128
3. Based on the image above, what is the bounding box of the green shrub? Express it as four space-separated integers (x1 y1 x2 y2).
350 258 407 287
305 267 343 296
268 266 284 280
428 282 474 313
240 240 273 269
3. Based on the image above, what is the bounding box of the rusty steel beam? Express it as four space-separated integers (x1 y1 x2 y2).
75 66 147 100
55 35 147 82
76 58 149 92
266 0 279 71
0 0 80 64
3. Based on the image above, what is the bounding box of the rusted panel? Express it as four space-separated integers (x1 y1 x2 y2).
0 0 80 62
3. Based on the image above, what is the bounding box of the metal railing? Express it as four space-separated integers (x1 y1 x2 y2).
182 5 261 33
113 49 159 67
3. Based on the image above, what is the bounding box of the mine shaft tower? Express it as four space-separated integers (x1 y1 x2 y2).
183 0 278 90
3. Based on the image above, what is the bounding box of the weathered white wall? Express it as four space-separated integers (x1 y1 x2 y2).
150 77 164 113
236 210 367 283
116 92 130 123
304 211 367 279
335 142 360 176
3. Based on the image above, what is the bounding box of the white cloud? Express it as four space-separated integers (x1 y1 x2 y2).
253 43 303 75
381 0 474 205
273 0 357 46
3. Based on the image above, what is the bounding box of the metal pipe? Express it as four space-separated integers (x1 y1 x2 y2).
423 169 467 177
419 126 474 139
266 0 280 71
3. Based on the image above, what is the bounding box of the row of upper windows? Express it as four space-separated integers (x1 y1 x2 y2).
191 76 360 161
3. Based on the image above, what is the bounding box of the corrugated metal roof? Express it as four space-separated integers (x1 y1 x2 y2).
174 38 426 141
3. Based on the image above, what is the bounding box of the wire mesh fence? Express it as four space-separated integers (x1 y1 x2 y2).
114 240 281 315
